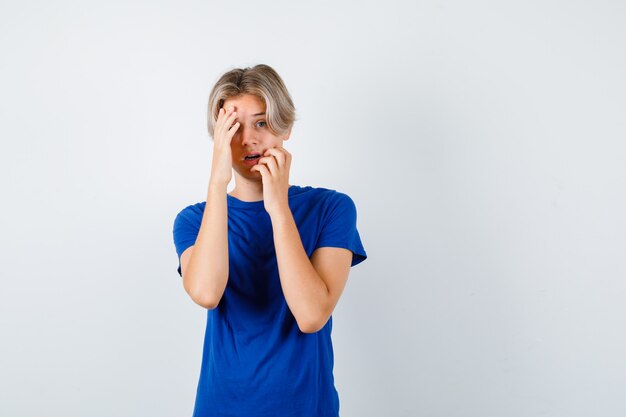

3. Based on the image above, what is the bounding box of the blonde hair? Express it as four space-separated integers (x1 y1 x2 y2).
206 64 297 139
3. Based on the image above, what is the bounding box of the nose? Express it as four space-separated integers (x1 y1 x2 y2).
236 123 258 147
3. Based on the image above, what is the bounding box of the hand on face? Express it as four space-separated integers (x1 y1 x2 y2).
250 146 292 216
210 106 240 185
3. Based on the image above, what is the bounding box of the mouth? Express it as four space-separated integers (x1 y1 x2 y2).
242 152 262 166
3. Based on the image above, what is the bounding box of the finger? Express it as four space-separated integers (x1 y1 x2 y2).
228 121 240 135
257 155 278 176
216 107 228 124
278 146 292 168
276 146 290 161
263 148 285 167
251 164 270 178
218 110 238 134
285 148 291 168
217 107 236 126
225 110 238 127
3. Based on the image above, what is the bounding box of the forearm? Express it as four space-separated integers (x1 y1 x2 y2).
184 180 229 308
270 206 329 332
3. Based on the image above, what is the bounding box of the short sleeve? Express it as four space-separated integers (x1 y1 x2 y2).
172 209 200 277
315 192 368 267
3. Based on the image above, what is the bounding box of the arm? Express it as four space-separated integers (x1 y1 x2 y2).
271 208 352 333
182 180 229 309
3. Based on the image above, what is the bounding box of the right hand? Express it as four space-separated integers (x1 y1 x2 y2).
210 106 240 185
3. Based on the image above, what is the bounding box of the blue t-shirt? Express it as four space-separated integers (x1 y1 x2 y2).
172 184 367 417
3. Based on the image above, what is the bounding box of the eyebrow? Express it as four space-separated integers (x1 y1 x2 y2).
235 111 266 120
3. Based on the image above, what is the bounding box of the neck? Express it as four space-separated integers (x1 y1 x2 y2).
229 177 292 202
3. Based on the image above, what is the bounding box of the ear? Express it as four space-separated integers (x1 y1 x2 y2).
282 126 293 141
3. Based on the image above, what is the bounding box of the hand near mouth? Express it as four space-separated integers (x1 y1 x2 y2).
250 146 292 216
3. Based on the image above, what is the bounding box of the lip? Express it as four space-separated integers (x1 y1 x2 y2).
242 151 263 166
243 151 263 158
243 158 260 167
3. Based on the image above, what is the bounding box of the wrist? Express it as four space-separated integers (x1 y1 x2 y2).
208 178 229 192
268 203 291 220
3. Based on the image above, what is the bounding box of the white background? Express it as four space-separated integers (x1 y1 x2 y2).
1 1 625 416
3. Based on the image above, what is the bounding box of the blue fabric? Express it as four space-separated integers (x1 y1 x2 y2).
172 185 367 417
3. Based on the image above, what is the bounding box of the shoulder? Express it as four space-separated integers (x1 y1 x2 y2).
174 201 206 224
297 186 357 218
298 185 353 204
316 186 355 207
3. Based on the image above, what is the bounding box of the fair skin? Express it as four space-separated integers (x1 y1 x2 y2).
180 93 353 333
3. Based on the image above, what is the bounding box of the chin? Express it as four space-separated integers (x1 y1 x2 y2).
235 168 261 179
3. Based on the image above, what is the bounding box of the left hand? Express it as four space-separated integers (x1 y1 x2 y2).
250 145 292 216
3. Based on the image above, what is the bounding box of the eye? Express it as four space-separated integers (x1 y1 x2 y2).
256 121 267 128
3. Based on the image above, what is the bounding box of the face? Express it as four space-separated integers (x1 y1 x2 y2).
223 94 291 181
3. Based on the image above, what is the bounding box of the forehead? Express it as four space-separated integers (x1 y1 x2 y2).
223 94 265 117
